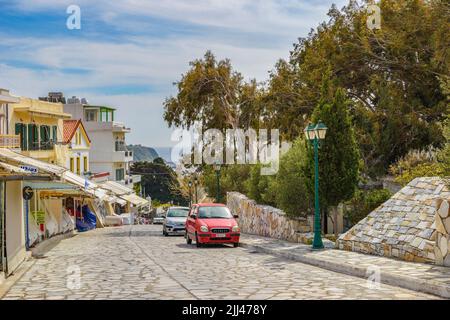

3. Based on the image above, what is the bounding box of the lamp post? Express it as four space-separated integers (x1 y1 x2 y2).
188 180 193 206
304 121 328 250
214 162 221 203
193 176 198 204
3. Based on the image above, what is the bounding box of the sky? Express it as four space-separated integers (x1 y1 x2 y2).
0 0 348 147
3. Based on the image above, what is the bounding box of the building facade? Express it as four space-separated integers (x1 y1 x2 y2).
64 96 140 188
63 120 91 176
9 97 71 166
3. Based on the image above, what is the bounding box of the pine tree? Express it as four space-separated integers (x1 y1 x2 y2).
304 86 360 231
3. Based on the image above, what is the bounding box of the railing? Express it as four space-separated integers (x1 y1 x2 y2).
0 134 20 148
115 141 126 151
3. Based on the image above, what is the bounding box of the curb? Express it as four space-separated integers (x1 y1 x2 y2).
0 257 36 299
31 230 78 258
240 242 450 299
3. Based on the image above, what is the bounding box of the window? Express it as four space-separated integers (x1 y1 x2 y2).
27 124 38 150
83 156 88 173
115 168 125 181
52 126 57 144
15 123 28 150
70 158 74 172
76 131 81 145
40 125 51 150
85 110 97 122
76 157 80 175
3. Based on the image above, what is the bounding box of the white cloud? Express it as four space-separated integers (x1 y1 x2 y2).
1 0 349 146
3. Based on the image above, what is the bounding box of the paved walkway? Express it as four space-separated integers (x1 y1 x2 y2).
240 234 450 299
0 225 437 300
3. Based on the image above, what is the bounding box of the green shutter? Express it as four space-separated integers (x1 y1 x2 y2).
34 125 39 149
52 126 57 143
28 124 34 150
15 123 21 135
40 126 45 149
22 124 27 150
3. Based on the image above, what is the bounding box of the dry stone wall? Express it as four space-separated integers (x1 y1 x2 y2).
227 192 311 242
435 199 450 266
337 177 449 264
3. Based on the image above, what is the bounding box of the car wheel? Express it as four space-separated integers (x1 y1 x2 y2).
186 232 192 245
233 242 239 248
195 233 202 248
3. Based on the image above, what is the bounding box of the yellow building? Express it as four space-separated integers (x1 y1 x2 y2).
8 97 71 166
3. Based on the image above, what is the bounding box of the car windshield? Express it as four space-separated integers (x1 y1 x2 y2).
198 207 232 219
167 208 189 217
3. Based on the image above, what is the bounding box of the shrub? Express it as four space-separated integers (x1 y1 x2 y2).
344 188 392 226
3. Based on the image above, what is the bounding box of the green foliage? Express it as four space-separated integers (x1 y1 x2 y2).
272 138 312 217
266 0 448 175
163 50 261 130
131 160 188 205
244 164 276 206
202 165 251 203
304 87 360 209
344 189 392 226
389 117 449 185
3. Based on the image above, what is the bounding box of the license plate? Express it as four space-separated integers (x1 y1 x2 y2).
215 234 226 238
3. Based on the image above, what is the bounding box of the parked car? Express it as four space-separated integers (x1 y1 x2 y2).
185 203 240 247
163 206 190 236
153 213 165 225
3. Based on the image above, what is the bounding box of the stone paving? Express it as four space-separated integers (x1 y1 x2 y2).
1 225 438 300
241 233 450 298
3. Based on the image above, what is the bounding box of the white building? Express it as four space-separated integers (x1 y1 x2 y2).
63 97 141 189
63 119 91 176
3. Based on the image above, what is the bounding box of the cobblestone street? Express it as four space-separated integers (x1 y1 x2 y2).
1 225 437 300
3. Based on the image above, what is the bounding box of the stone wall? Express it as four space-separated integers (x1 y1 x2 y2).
337 177 449 264
227 192 311 242
435 199 450 266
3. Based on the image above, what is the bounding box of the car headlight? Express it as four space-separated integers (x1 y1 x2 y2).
232 225 240 232
200 225 209 232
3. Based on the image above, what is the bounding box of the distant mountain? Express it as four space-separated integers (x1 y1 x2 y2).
128 145 159 162
153 147 173 163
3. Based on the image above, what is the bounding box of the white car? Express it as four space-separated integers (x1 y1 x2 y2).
153 214 165 224
163 207 190 236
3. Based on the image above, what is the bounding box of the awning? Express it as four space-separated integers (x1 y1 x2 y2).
99 181 133 196
120 193 148 207
0 160 52 181
0 148 115 201
107 196 127 206
0 161 29 174
0 148 65 176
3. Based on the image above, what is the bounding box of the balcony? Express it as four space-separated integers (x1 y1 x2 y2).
0 135 20 149
112 151 133 163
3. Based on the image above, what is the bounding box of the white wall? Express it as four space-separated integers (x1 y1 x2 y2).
5 181 26 275
65 125 90 175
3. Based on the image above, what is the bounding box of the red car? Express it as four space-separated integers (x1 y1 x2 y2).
185 203 240 247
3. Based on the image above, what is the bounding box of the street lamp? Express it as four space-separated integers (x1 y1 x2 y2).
214 161 222 203
188 180 193 206
193 176 198 204
304 121 328 250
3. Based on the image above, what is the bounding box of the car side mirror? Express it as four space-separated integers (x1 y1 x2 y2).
191 214 197 220
233 214 239 219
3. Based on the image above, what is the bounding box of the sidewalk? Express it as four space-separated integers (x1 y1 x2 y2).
240 233 450 299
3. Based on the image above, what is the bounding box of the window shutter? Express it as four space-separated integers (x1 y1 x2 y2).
27 124 34 150
52 126 57 143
